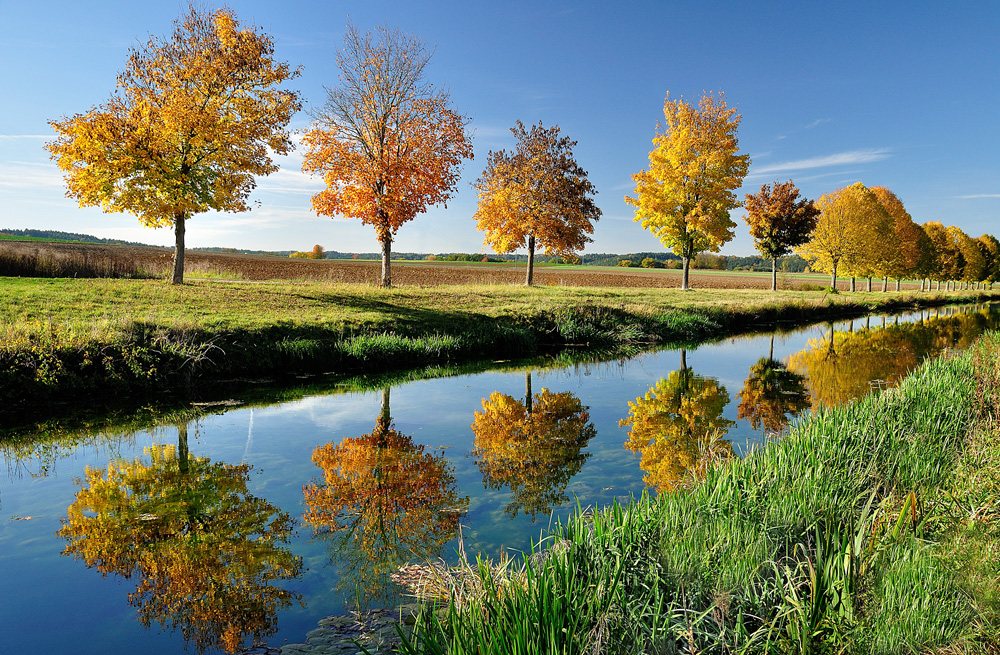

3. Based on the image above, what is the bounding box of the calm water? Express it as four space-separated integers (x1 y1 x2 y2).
1 304 995 654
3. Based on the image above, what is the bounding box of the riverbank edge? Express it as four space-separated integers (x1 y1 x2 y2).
2 285 997 420
393 334 1000 653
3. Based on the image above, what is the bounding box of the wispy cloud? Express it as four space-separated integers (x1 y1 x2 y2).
0 135 49 140
804 118 832 129
956 193 1000 199
0 161 64 189
751 148 890 176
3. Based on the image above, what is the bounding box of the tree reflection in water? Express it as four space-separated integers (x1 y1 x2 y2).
302 387 468 608
58 422 302 654
737 337 811 435
471 372 597 520
787 309 993 409
620 349 735 492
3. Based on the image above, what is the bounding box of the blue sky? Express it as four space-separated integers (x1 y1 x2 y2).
1 0 998 256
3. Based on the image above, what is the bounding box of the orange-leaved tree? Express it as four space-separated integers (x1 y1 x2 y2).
627 92 750 290
302 23 473 288
46 6 301 285
742 180 819 291
302 388 467 606
473 121 600 285
870 187 927 291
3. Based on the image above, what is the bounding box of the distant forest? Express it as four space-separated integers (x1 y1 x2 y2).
0 228 808 271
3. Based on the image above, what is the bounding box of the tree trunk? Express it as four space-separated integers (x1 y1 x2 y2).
771 258 778 291
882 276 888 292
172 211 186 285
525 371 533 414
866 276 872 292
177 422 190 475
681 254 691 290
680 348 687 371
381 387 391 425
895 279 901 291
851 277 856 293
831 261 838 291
525 234 535 286
380 237 392 288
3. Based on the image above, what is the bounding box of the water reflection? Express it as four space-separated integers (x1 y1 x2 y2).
787 308 994 409
620 349 735 491
302 388 468 608
471 372 597 520
58 422 303 654
737 337 811 435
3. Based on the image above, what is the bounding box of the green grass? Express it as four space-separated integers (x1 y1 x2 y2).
399 337 1000 654
1 276 997 416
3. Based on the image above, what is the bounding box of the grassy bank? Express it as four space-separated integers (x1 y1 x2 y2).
2 276 997 416
398 335 1000 654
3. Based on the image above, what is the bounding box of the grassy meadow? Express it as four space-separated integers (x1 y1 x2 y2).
2 274 998 416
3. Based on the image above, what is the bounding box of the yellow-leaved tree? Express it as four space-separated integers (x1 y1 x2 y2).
302 23 473 288
473 121 601 285
46 6 301 284
58 423 302 654
619 350 734 491
627 92 750 290
797 182 889 291
471 372 596 519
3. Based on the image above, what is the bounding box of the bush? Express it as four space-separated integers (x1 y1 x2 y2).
618 259 634 268
640 258 664 269
694 253 727 270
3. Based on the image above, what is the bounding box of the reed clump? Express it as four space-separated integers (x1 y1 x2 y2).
398 337 1000 654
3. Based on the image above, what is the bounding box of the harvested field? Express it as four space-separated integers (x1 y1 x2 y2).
0 239 923 290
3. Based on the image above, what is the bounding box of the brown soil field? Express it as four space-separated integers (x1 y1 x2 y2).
0 239 923 291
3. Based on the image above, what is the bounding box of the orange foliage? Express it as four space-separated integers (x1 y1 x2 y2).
737 357 811 434
45 6 301 284
743 180 819 290
302 389 467 605
302 23 473 287
471 376 596 519
473 121 600 285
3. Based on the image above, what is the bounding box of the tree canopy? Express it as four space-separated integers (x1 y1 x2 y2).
743 180 819 290
302 22 473 287
627 92 750 290
473 121 600 285
46 5 301 284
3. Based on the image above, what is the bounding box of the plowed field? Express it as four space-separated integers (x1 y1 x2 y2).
0 240 916 290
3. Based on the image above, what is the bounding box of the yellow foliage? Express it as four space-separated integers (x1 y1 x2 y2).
58 427 301 654
45 6 301 284
471 380 596 519
620 357 734 491
627 92 750 288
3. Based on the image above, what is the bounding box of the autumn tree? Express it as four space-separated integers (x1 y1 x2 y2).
978 234 1000 288
743 180 820 290
923 221 962 289
798 182 889 291
952 226 984 288
302 23 473 288
619 350 735 491
302 388 467 606
473 122 600 285
471 372 596 519
870 187 925 291
58 423 302 653
46 6 301 285
627 92 750 290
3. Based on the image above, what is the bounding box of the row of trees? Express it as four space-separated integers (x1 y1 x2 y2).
798 182 1000 292
46 6 992 291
